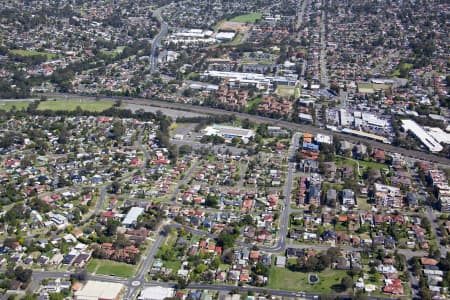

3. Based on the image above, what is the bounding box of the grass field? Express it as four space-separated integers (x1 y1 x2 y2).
86 259 136 278
276 85 296 98
230 13 262 23
38 100 114 112
226 33 244 46
0 101 31 111
268 268 350 293
245 96 262 113
335 156 388 175
10 49 58 60
357 82 392 94
100 46 125 57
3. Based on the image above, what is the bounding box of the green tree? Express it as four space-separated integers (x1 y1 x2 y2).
341 276 353 291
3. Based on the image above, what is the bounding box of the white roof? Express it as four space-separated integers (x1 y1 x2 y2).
424 127 450 144
216 32 235 40
75 281 124 300
122 207 144 226
315 133 333 144
139 286 174 300
401 119 443 152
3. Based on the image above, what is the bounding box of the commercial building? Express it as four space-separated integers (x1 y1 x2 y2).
122 207 145 227
203 124 255 143
201 70 297 90
139 286 175 300
215 32 236 41
74 281 124 300
401 119 443 152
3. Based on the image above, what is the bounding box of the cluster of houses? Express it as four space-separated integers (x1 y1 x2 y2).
0 0 160 94
290 211 431 250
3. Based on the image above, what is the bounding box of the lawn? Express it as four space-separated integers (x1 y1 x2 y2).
10 49 58 60
226 33 244 45
164 260 181 272
100 46 125 57
86 259 136 278
276 85 296 98
245 96 262 112
335 156 388 176
268 268 351 293
38 100 114 112
230 13 262 23
0 101 31 111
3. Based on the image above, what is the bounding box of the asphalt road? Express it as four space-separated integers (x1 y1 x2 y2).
426 206 448 257
28 269 392 300
42 92 450 167
150 6 169 73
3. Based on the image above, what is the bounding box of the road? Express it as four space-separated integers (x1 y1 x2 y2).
27 269 395 300
296 0 308 31
168 159 201 202
42 92 450 167
426 206 448 257
274 132 301 252
150 6 169 73
319 9 328 87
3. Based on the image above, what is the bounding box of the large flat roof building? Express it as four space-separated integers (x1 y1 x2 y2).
122 207 144 227
401 119 443 152
74 281 124 300
203 124 255 143
139 286 174 300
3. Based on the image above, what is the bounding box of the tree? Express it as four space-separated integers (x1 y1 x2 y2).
341 275 353 291
217 231 236 249
70 269 88 282
205 194 219 208
176 277 190 289
14 266 32 283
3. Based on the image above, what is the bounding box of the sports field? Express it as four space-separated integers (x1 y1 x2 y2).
38 100 114 112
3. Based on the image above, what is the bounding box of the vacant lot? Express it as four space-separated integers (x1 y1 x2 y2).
230 13 262 23
87 259 136 278
38 100 114 112
268 267 350 294
217 21 250 32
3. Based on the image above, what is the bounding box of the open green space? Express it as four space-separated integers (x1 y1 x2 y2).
38 100 114 112
268 267 351 293
0 101 31 111
100 46 125 57
9 49 58 60
245 96 262 112
86 259 136 278
230 13 262 23
226 33 244 46
335 156 388 175
357 82 392 94
275 85 296 98
391 63 413 77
